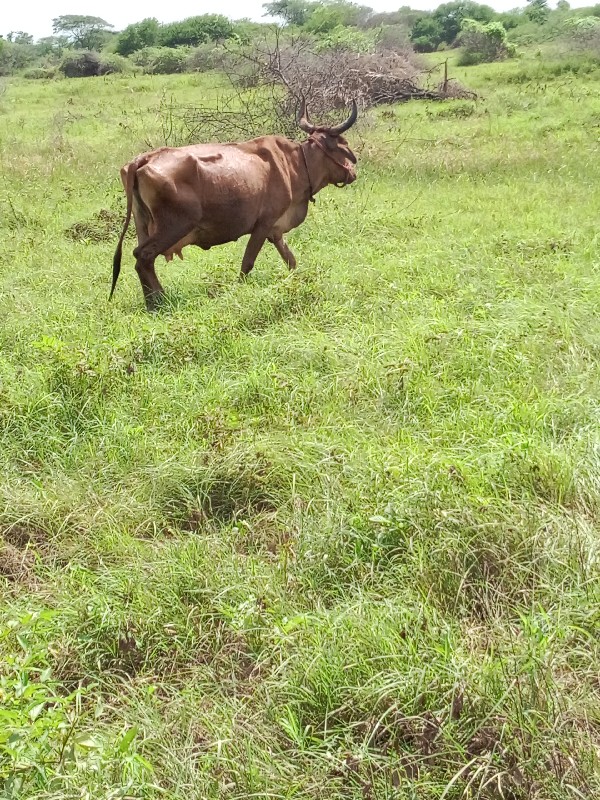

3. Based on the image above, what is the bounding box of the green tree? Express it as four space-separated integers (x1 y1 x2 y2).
7 31 34 45
0 39 37 75
37 35 70 55
363 6 424 30
410 14 445 51
432 1 495 45
160 15 234 47
52 15 113 50
525 0 549 24
115 18 160 56
263 0 317 26
496 10 523 30
305 1 372 32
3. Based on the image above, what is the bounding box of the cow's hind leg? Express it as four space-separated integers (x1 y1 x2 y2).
134 256 164 312
269 235 297 271
133 217 195 311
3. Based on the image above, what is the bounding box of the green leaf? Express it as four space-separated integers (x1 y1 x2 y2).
73 733 102 750
39 667 52 683
29 702 46 721
118 725 138 753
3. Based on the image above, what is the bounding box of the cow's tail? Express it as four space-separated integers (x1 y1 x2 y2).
110 156 148 302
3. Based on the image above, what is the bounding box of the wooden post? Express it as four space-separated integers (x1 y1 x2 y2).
443 59 448 94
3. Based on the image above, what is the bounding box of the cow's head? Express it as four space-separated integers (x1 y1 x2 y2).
297 99 358 190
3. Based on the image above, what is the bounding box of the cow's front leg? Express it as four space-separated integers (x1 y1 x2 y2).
240 228 268 280
269 235 297 271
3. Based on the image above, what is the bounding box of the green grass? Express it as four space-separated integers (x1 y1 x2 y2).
1 64 600 799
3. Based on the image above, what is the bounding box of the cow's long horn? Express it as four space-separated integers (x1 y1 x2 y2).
327 100 358 136
297 96 316 134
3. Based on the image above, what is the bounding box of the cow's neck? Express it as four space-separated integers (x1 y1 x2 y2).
297 141 330 202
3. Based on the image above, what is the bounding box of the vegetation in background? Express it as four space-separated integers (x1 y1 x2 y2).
2 1 600 77
51 15 114 50
457 19 515 64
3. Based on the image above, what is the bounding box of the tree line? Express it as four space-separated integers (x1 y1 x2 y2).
1 1 599 78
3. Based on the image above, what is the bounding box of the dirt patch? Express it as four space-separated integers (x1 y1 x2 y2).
494 234 575 258
0 522 69 593
64 208 131 243
0 523 50 588
176 459 280 530
2 523 48 549
0 542 36 585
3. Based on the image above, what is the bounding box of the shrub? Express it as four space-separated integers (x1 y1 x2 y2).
131 46 189 74
59 51 130 78
314 25 374 53
97 53 130 74
410 16 445 52
375 24 411 53
186 43 227 73
457 19 515 65
59 50 102 78
563 15 600 54
23 67 56 80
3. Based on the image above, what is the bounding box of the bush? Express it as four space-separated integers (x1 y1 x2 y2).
23 67 56 80
97 53 130 74
375 24 411 53
410 16 445 52
314 25 374 53
59 50 102 77
564 15 600 54
186 43 227 73
457 19 515 64
131 46 189 74
0 41 37 76
59 51 130 78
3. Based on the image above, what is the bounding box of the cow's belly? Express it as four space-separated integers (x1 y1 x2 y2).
194 214 254 247
162 216 255 261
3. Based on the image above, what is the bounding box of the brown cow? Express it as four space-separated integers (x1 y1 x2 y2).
110 99 358 310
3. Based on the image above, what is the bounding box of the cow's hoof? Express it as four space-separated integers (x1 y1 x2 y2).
145 293 165 313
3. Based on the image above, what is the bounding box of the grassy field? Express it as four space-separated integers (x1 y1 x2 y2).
1 58 600 799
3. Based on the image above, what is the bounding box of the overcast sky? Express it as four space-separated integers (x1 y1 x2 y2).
1 0 595 41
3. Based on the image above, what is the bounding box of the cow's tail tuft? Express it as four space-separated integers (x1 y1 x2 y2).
110 156 147 302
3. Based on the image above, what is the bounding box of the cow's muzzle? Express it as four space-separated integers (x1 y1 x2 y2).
335 163 356 187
